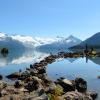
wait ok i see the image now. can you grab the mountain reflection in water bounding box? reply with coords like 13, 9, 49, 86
0, 49, 100, 67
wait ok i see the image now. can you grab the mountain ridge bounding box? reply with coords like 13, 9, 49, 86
36, 35, 82, 53
0, 33, 82, 50
70, 32, 100, 49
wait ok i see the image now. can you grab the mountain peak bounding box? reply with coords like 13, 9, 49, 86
92, 32, 100, 37
67, 35, 75, 39
70, 32, 100, 49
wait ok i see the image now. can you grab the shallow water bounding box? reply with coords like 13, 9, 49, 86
0, 50, 49, 83
47, 57, 100, 100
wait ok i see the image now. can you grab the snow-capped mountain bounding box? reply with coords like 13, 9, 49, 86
0, 33, 25, 51
0, 33, 82, 52
36, 35, 82, 53
5, 33, 62, 47
11, 35, 37, 48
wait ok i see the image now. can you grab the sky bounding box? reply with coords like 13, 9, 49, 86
0, 0, 100, 40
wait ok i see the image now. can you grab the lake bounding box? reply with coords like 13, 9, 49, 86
0, 50, 100, 99
47, 57, 100, 100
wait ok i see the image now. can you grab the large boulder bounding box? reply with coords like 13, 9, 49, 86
75, 77, 87, 92
57, 78, 75, 92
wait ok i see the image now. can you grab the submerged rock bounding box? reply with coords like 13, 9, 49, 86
97, 75, 100, 79
30, 64, 33, 69
6, 72, 21, 79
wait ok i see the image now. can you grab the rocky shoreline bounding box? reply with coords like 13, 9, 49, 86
0, 52, 99, 100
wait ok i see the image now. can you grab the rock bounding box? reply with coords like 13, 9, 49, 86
19, 71, 30, 80
48, 82, 56, 92
14, 80, 24, 88
57, 78, 75, 92
0, 92, 2, 97
37, 89, 45, 96
38, 67, 46, 74
25, 76, 42, 93
46, 82, 56, 93
61, 91, 83, 100
83, 96, 92, 100
1, 90, 8, 96
97, 75, 100, 79
38, 74, 51, 84
6, 72, 21, 79
25, 77, 33, 83
0, 82, 7, 97
30, 64, 33, 69
5, 86, 20, 94
10, 96, 14, 100
30, 69, 38, 76
32, 76, 43, 84
0, 81, 7, 90
75, 77, 87, 92
25, 81, 38, 93
87, 91, 98, 99
22, 93, 48, 100
0, 75, 3, 80
61, 91, 92, 100
19, 87, 29, 92
26, 67, 30, 71
39, 93, 48, 100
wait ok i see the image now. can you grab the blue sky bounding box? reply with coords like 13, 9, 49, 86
0, 0, 100, 40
